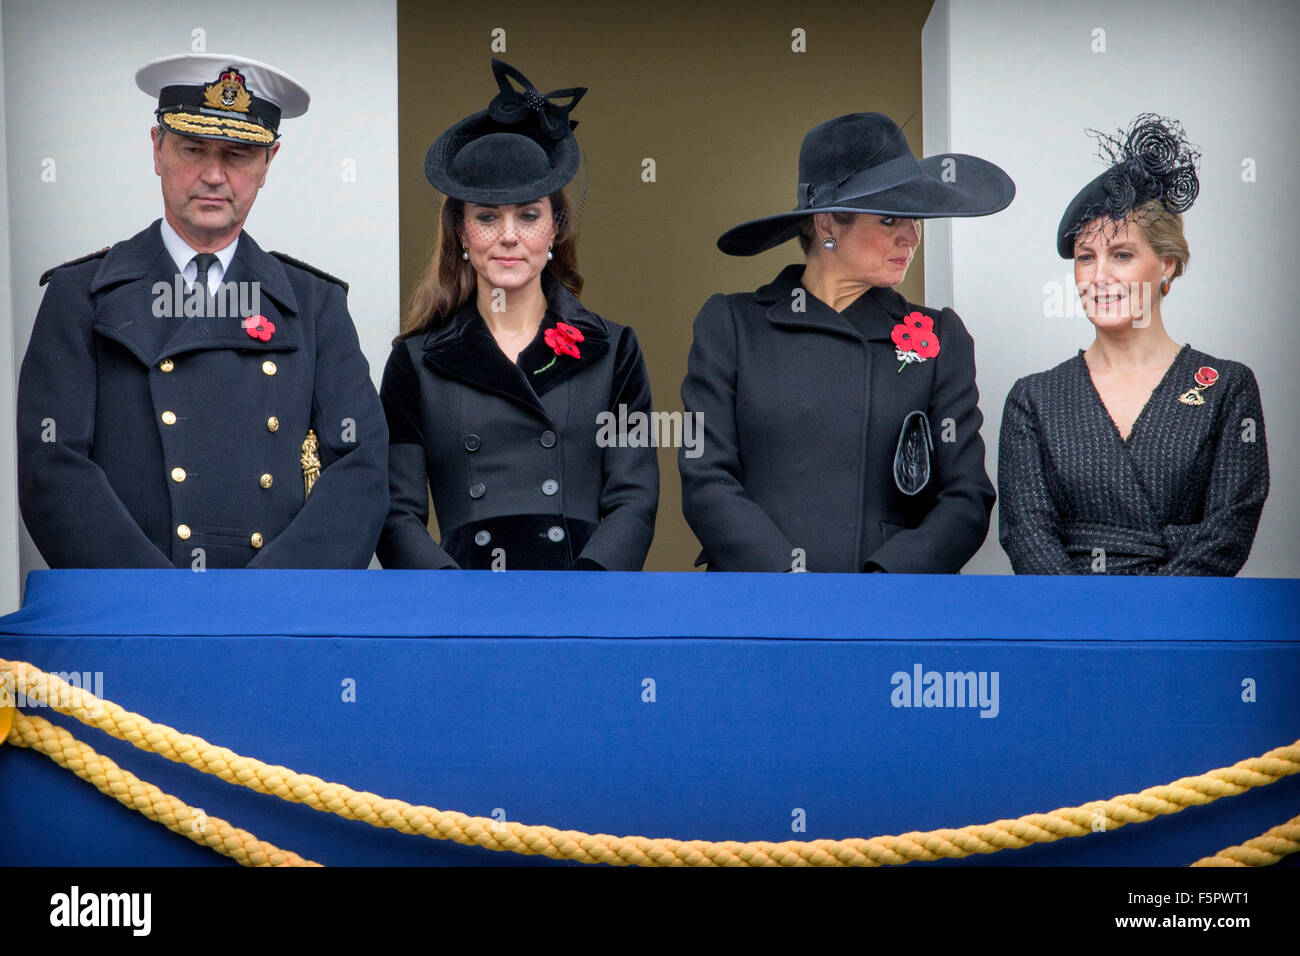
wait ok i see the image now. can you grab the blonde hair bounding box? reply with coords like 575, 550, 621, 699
1133, 199, 1190, 289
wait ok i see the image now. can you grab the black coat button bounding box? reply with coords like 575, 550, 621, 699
540, 430, 557, 447
464, 434, 481, 452
474, 530, 491, 546
541, 479, 558, 496
547, 526, 565, 542
469, 482, 485, 499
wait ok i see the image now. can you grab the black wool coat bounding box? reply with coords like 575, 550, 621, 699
998, 345, 1269, 575
376, 276, 658, 571
17, 220, 388, 569
679, 264, 995, 573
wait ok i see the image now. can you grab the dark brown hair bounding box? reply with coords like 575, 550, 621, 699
398, 190, 582, 343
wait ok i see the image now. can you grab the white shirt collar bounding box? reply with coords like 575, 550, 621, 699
159, 218, 239, 291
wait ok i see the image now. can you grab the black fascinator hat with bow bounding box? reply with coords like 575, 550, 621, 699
1057, 114, 1201, 258
424, 59, 585, 205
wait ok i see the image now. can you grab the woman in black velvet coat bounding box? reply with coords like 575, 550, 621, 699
377, 60, 657, 570
680, 113, 1015, 572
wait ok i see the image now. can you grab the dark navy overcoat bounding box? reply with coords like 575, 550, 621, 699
17, 220, 388, 568
377, 276, 658, 570
679, 264, 995, 573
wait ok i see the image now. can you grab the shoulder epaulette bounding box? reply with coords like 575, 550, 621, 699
269, 251, 349, 293
39, 247, 110, 287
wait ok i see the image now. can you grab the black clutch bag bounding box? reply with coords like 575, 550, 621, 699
893, 410, 933, 496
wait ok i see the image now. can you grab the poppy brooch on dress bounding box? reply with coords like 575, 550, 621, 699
891, 311, 940, 373
244, 315, 275, 342
535, 321, 584, 374
1178, 365, 1218, 406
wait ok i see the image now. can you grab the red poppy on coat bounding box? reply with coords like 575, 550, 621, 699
903, 310, 933, 333
244, 315, 275, 342
891, 318, 940, 359
912, 329, 940, 359
544, 321, 584, 359
1194, 366, 1219, 388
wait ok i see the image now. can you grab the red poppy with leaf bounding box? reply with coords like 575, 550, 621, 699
891, 311, 939, 373
534, 321, 585, 375
544, 321, 584, 359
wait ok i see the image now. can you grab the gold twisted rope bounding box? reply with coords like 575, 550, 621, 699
1192, 814, 1300, 867
3, 660, 1297, 867
10, 710, 316, 866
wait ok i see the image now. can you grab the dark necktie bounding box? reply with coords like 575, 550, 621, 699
190, 252, 219, 293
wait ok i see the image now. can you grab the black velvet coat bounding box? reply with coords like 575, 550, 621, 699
376, 276, 658, 570
679, 264, 995, 573
16, 220, 388, 569
998, 345, 1269, 575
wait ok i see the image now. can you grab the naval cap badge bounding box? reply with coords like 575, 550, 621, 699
203, 67, 253, 114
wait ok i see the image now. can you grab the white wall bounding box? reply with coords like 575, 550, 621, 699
924, 0, 1299, 576
1, 0, 399, 606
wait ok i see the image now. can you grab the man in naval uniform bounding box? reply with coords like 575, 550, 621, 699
16, 54, 387, 568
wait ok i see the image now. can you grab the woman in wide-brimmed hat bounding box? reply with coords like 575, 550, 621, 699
998, 114, 1268, 575
679, 112, 1014, 572
377, 59, 657, 570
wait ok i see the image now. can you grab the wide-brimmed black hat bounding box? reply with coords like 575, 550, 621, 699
424, 59, 585, 205
1056, 114, 1200, 258
717, 112, 1015, 256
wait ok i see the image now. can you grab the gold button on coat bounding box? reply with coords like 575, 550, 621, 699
259, 473, 273, 489
170, 467, 187, 483
161, 410, 177, 425
262, 360, 277, 376
176, 524, 191, 540
250, 532, 264, 549
266, 416, 279, 432
159, 359, 175, 373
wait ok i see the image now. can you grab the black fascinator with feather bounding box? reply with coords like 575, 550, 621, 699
1056, 114, 1200, 258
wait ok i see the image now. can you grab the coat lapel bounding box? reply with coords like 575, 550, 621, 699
851, 284, 916, 342
89, 222, 179, 366
519, 281, 610, 394
89, 221, 299, 365
159, 231, 300, 358
422, 276, 609, 423
758, 265, 915, 344
759, 265, 862, 342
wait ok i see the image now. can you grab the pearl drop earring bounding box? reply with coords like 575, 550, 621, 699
822, 236, 838, 252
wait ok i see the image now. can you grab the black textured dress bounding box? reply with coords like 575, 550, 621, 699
998, 344, 1269, 575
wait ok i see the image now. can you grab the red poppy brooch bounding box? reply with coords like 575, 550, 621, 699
891, 311, 939, 373
244, 314, 275, 342
1178, 365, 1218, 406
535, 321, 584, 374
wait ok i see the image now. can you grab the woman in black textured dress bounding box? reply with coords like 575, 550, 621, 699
999, 115, 1268, 575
